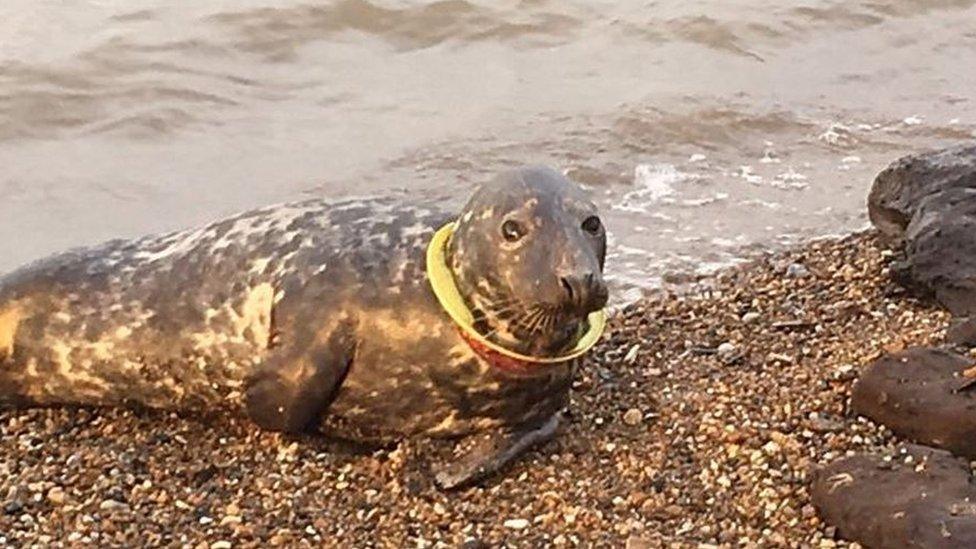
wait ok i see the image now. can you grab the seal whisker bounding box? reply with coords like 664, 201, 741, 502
509, 309, 537, 333
517, 309, 540, 334
540, 310, 557, 333
530, 316, 547, 335
485, 296, 517, 309
483, 298, 528, 321
524, 307, 550, 335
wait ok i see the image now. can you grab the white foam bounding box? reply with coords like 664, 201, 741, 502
610, 163, 689, 213
735, 165, 763, 185
771, 168, 809, 190
740, 199, 781, 209
711, 237, 738, 247
616, 245, 656, 258
817, 123, 856, 146
633, 163, 681, 200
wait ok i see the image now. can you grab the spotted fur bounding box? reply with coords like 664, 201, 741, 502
0, 166, 606, 487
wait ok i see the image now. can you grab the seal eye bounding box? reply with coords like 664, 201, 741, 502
501, 220, 525, 242
581, 216, 602, 235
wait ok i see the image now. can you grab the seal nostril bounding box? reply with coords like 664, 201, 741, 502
560, 277, 575, 303
581, 272, 607, 310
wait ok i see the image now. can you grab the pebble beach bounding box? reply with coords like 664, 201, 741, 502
4, 2, 976, 546
0, 231, 951, 547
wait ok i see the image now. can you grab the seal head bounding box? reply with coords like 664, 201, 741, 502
446, 166, 608, 357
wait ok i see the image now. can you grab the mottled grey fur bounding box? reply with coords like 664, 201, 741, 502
0, 166, 607, 488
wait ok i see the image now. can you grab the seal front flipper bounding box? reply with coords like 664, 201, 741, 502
245, 320, 358, 434
433, 412, 561, 490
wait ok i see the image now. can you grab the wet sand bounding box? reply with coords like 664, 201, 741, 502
0, 231, 949, 547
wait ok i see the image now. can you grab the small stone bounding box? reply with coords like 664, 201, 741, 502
809, 416, 843, 433
626, 536, 655, 549
786, 263, 811, 277
4, 501, 23, 515
99, 499, 129, 512
762, 440, 781, 455
801, 504, 817, 519
503, 518, 529, 530
211, 542, 232, 549
220, 515, 242, 526
663, 504, 683, 517
717, 342, 736, 356
623, 408, 643, 426
741, 312, 761, 323
47, 487, 65, 505
461, 539, 489, 549
624, 344, 640, 364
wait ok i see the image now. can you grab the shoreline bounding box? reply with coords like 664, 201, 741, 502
607, 224, 876, 312
0, 230, 949, 546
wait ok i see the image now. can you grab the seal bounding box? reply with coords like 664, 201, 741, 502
0, 165, 608, 488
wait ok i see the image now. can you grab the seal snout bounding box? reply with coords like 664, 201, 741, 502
559, 272, 608, 314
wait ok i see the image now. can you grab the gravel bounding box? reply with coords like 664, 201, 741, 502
0, 232, 950, 547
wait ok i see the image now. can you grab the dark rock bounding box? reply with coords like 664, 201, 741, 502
904, 188, 976, 315
868, 144, 976, 243
947, 317, 976, 347
812, 444, 976, 549
852, 347, 976, 458
191, 464, 219, 485
868, 145, 976, 314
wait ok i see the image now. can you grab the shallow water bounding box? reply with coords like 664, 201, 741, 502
2, 0, 975, 302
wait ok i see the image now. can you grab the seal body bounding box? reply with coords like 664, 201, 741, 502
0, 166, 606, 487
0, 197, 569, 437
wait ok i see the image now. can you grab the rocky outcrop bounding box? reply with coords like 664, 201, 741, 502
868, 144, 976, 243
852, 348, 976, 459
811, 444, 976, 549
869, 144, 976, 315
815, 147, 976, 546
